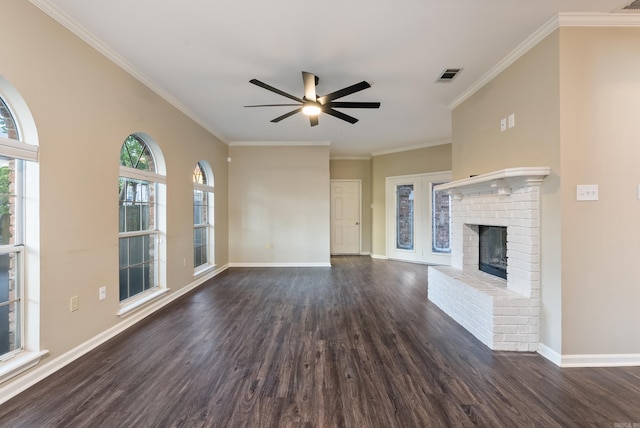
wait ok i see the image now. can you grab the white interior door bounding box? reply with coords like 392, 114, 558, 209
386, 172, 452, 264
330, 180, 361, 254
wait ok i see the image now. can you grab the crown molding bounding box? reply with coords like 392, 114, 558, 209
449, 12, 640, 111
330, 156, 372, 161
228, 141, 332, 147
29, 0, 226, 142
371, 139, 451, 157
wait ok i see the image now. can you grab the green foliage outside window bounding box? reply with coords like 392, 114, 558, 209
120, 135, 154, 171
0, 166, 10, 217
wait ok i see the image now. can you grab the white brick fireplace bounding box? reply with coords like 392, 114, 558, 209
428, 167, 550, 352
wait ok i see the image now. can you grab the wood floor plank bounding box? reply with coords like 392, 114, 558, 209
1, 256, 639, 427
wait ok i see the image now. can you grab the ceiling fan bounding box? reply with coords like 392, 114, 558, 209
245, 71, 381, 126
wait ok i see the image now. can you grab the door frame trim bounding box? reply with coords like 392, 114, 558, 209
385, 171, 452, 263
330, 179, 362, 255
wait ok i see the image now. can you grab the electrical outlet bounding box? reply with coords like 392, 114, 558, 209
500, 118, 507, 132
508, 113, 515, 128
99, 287, 106, 301
265, 243, 273, 249
70, 295, 79, 312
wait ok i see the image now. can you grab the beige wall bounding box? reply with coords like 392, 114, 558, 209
2, 1, 228, 362
452, 32, 563, 353
330, 159, 372, 254
228, 145, 330, 265
370, 145, 452, 257
453, 26, 640, 357
559, 27, 640, 354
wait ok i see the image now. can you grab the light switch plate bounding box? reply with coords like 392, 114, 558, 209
576, 184, 598, 201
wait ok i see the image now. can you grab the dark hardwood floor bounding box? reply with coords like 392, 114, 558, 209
1, 256, 639, 427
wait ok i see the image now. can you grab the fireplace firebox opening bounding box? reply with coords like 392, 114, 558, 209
478, 225, 507, 279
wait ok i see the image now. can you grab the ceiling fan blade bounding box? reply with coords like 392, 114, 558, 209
318, 81, 371, 104
250, 79, 304, 103
244, 104, 301, 107
327, 101, 381, 109
323, 108, 359, 124
302, 71, 317, 101
309, 115, 319, 127
270, 107, 302, 123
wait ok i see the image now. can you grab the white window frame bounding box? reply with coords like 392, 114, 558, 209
193, 161, 214, 276
0, 76, 47, 384
117, 134, 167, 317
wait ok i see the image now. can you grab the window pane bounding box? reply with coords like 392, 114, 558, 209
119, 179, 153, 233
194, 226, 207, 268
141, 204, 149, 230
120, 135, 155, 172
0, 252, 20, 355
129, 236, 144, 266
143, 234, 155, 263
119, 238, 128, 268
194, 190, 206, 225
0, 160, 16, 246
432, 182, 451, 254
0, 98, 19, 140
129, 266, 144, 297
119, 268, 129, 301
143, 261, 154, 292
396, 184, 414, 250
193, 163, 206, 185
118, 134, 160, 302
119, 234, 156, 301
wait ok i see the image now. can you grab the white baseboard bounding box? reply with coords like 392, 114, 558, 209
0, 263, 229, 405
560, 353, 640, 368
370, 254, 388, 260
228, 262, 331, 267
538, 343, 640, 367
537, 343, 562, 366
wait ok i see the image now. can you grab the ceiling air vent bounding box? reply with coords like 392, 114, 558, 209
622, 0, 640, 9
438, 68, 462, 82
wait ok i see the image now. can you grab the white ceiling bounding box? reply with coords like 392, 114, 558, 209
33, 0, 630, 157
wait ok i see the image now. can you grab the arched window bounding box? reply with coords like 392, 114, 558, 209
118, 134, 166, 305
0, 76, 43, 379
193, 161, 214, 272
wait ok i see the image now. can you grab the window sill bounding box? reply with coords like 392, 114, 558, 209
194, 263, 216, 278
117, 288, 170, 318
0, 350, 49, 385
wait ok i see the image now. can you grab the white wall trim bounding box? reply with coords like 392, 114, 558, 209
539, 343, 640, 368
370, 254, 388, 260
228, 262, 331, 268
449, 13, 640, 111
537, 343, 562, 366
0, 263, 229, 405
28, 0, 224, 142
559, 353, 640, 368
228, 141, 332, 147
330, 156, 371, 161
371, 139, 451, 157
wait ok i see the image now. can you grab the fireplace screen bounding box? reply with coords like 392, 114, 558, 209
478, 226, 507, 279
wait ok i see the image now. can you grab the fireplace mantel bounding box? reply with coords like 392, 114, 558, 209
434, 167, 550, 199
428, 166, 550, 352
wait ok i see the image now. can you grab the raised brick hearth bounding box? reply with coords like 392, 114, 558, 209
428, 167, 550, 352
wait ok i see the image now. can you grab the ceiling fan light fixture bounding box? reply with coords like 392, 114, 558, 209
302, 102, 321, 116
